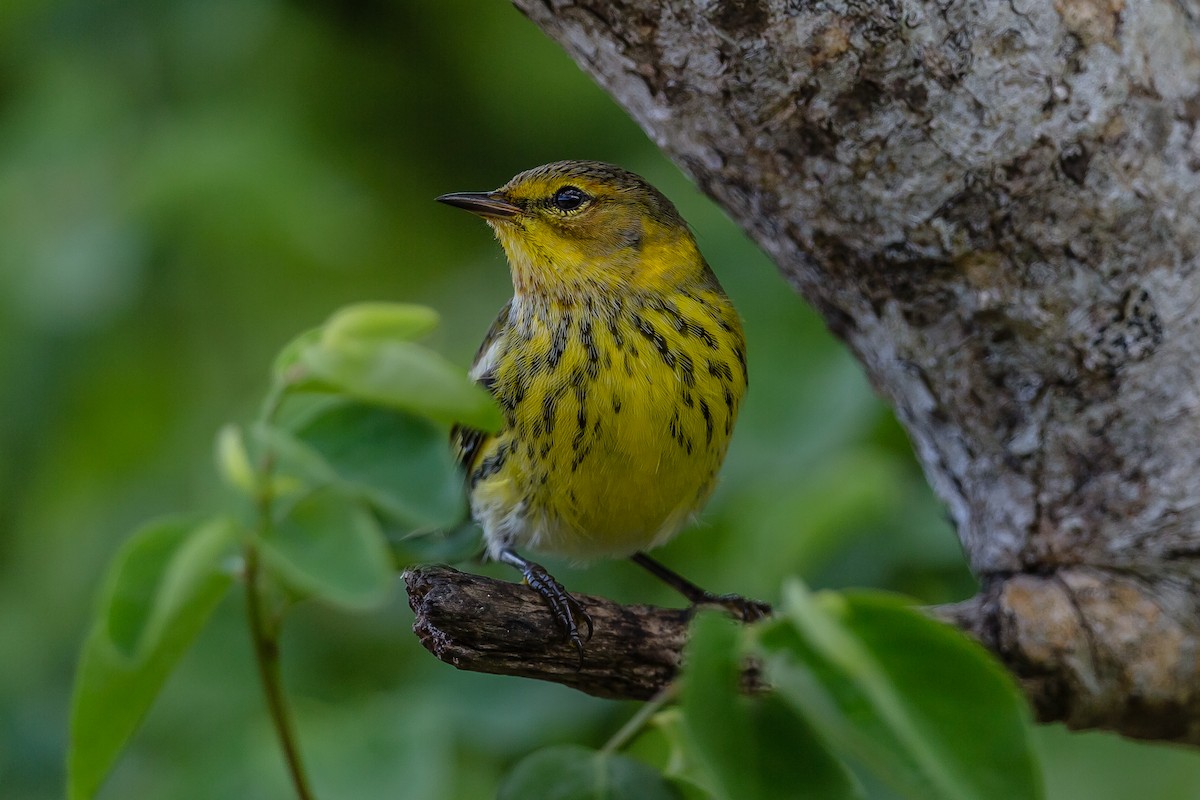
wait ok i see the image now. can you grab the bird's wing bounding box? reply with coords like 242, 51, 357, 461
451, 299, 512, 474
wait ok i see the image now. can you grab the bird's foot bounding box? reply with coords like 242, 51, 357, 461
629, 553, 770, 623
690, 592, 772, 623
518, 560, 594, 664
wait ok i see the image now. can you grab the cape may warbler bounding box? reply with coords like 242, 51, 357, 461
439, 161, 766, 655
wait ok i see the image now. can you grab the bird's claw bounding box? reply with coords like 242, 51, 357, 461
692, 592, 772, 622
522, 562, 593, 665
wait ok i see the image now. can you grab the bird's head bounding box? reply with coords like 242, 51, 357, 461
438, 161, 703, 298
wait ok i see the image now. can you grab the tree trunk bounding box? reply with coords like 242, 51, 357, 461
509, 0, 1200, 745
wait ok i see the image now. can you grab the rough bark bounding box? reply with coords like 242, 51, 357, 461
405, 565, 766, 698
485, 0, 1200, 744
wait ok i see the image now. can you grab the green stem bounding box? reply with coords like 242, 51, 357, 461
244, 375, 316, 800
244, 543, 315, 800
601, 682, 679, 755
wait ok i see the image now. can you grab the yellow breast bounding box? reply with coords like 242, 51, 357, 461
467, 284, 746, 561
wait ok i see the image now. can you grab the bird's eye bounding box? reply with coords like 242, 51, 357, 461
551, 186, 589, 212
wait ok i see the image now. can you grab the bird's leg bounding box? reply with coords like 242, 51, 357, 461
497, 549, 594, 661
631, 552, 772, 622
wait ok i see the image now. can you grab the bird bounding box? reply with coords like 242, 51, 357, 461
437, 161, 767, 657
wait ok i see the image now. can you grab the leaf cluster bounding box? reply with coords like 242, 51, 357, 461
69, 303, 497, 799
503, 589, 1041, 800
68, 303, 1042, 800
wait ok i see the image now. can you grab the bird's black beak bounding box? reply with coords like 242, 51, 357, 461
436, 191, 522, 219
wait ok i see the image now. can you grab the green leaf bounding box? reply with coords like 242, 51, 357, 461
216, 423, 304, 500
625, 709, 727, 800
214, 424, 257, 494
259, 486, 392, 610
69, 516, 239, 800
760, 582, 1042, 800
748, 694, 861, 800
250, 420, 339, 489
500, 745, 681, 800
624, 710, 686, 781
291, 401, 466, 530
680, 613, 759, 800
272, 325, 322, 381
319, 302, 440, 347
680, 613, 859, 800
299, 338, 501, 431
277, 304, 438, 388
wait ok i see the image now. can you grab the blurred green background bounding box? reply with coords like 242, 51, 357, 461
3, 2, 1199, 798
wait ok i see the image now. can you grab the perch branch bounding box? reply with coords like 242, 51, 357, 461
404, 565, 764, 699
